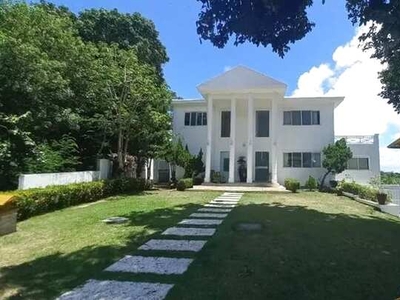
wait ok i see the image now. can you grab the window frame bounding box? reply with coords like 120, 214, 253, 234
255, 110, 270, 137
184, 112, 207, 127
347, 157, 370, 170
220, 111, 231, 138
283, 110, 321, 126
283, 152, 322, 168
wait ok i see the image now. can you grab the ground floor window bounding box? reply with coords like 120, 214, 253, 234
347, 157, 369, 170
284, 152, 321, 168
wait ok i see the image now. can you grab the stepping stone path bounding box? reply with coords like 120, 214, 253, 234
57, 192, 243, 300
162, 227, 216, 236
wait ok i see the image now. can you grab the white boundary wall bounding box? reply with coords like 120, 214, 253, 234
18, 159, 111, 190
19, 171, 100, 190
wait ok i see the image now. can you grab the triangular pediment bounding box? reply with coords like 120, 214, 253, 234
197, 66, 287, 95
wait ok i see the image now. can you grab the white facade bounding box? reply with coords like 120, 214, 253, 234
160, 66, 380, 186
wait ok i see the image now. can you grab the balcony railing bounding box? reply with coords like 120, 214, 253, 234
335, 135, 375, 144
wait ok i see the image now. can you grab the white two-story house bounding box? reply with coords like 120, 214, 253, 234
152, 66, 380, 186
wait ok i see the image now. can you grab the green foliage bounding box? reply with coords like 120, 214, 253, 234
0, 112, 35, 190
193, 175, 204, 185
211, 171, 223, 183
0, 2, 171, 188
184, 147, 205, 178
320, 139, 353, 189
338, 181, 379, 202
380, 171, 400, 185
76, 8, 168, 78
13, 178, 149, 220
284, 178, 300, 193
160, 137, 190, 182
305, 176, 318, 191
24, 135, 80, 173
176, 178, 193, 191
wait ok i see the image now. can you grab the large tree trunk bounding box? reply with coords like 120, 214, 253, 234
146, 159, 152, 180
319, 170, 331, 191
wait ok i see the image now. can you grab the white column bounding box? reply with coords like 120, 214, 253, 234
270, 99, 278, 184
247, 95, 254, 183
229, 98, 236, 183
205, 96, 213, 183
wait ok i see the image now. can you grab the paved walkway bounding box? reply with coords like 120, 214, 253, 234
57, 192, 243, 300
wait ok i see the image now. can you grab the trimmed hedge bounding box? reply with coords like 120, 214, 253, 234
12, 178, 150, 221
338, 181, 378, 202
177, 178, 194, 191
305, 176, 318, 191
284, 178, 300, 193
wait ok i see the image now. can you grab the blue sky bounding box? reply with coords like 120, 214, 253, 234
37, 0, 400, 171
46, 0, 354, 97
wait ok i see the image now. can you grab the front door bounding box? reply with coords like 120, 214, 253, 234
255, 152, 269, 182
220, 151, 230, 183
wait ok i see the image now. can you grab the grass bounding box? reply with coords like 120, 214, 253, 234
0, 190, 219, 299
1, 190, 400, 299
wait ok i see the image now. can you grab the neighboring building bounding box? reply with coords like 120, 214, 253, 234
153, 66, 380, 186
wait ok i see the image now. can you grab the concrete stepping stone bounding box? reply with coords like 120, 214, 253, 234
189, 213, 227, 218
178, 219, 223, 226
105, 256, 193, 275
209, 201, 237, 205
57, 279, 173, 300
139, 239, 207, 252
213, 199, 239, 202
198, 208, 232, 213
162, 227, 216, 236
205, 203, 235, 208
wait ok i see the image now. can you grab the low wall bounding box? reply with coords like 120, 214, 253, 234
18, 171, 100, 190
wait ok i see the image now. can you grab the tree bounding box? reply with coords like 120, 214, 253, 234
76, 8, 168, 78
160, 137, 190, 182
196, 1, 400, 115
320, 138, 353, 190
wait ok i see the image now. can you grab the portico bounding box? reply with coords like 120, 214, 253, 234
198, 66, 286, 184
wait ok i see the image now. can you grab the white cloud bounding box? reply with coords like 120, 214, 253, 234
292, 25, 400, 171
223, 65, 233, 72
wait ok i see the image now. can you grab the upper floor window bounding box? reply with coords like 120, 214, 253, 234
284, 152, 321, 168
256, 111, 270, 137
347, 157, 369, 170
283, 110, 320, 125
221, 111, 231, 137
184, 112, 207, 126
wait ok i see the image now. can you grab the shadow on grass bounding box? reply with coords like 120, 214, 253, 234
0, 201, 203, 300
2, 200, 400, 300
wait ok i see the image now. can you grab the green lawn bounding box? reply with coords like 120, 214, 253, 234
1, 190, 400, 299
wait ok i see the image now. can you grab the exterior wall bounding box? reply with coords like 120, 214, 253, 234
336, 134, 380, 185
172, 102, 207, 155
168, 98, 380, 186
277, 101, 335, 185
18, 171, 100, 190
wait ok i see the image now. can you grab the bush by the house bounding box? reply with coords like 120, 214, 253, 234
338, 181, 379, 202
305, 176, 318, 191
176, 178, 193, 191
13, 178, 150, 220
193, 175, 204, 185
284, 178, 300, 193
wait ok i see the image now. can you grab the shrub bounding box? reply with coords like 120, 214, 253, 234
12, 178, 150, 221
305, 176, 318, 191
284, 178, 300, 193
211, 171, 222, 183
176, 178, 193, 191
193, 176, 204, 185
338, 180, 379, 202
176, 180, 186, 191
